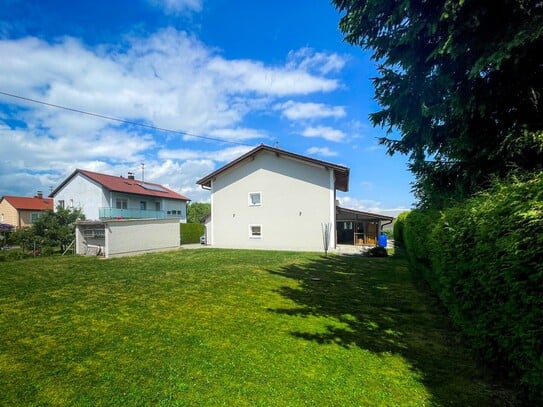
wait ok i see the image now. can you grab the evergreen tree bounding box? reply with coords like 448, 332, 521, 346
333, 0, 543, 207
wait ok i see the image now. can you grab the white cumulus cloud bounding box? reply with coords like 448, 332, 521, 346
0, 28, 348, 201
275, 100, 346, 120
306, 147, 338, 157
301, 126, 345, 142
147, 0, 202, 14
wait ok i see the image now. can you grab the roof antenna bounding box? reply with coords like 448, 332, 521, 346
141, 163, 145, 183
274, 140, 280, 149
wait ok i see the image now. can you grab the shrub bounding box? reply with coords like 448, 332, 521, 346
403, 209, 438, 272
393, 211, 410, 243
402, 173, 543, 402
365, 246, 388, 257
180, 223, 205, 244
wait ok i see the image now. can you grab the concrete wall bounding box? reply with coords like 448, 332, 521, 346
76, 218, 180, 258
211, 150, 335, 251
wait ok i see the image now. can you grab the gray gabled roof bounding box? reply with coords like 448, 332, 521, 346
196, 144, 350, 192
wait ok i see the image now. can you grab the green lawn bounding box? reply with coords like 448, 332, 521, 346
0, 249, 516, 406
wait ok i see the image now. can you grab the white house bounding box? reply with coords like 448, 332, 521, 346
196, 145, 393, 252
50, 169, 190, 222
196, 145, 343, 251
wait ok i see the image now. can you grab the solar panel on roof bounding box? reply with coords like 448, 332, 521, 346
139, 182, 168, 192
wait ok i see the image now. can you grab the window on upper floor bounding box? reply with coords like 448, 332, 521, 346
30, 212, 41, 223
116, 198, 128, 209
248, 192, 262, 206
58, 200, 65, 209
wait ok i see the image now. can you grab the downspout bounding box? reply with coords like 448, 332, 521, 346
209, 180, 214, 246
329, 169, 336, 249
380, 219, 393, 232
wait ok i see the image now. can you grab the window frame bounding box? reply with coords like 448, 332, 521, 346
249, 224, 262, 239
248, 192, 262, 207
116, 198, 128, 209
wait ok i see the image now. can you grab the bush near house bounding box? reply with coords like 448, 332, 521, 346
400, 173, 543, 403
180, 223, 205, 244
392, 211, 410, 244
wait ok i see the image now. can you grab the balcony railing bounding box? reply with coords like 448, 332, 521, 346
99, 207, 167, 219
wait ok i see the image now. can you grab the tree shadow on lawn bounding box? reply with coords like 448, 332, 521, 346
265, 254, 518, 406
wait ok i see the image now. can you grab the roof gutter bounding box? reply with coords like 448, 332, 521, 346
380, 219, 393, 231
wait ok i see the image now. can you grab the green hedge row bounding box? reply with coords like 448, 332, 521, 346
401, 173, 543, 403
180, 223, 205, 244
392, 211, 409, 243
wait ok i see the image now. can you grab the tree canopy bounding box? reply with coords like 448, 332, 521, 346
186, 202, 211, 224
12, 206, 85, 253
333, 0, 543, 207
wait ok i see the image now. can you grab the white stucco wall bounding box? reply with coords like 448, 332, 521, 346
211, 150, 334, 251
53, 173, 107, 220
76, 218, 180, 258
106, 218, 180, 257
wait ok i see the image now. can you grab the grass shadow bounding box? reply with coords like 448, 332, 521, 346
265, 254, 518, 406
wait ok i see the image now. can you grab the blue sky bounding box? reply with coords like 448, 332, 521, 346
0, 0, 414, 214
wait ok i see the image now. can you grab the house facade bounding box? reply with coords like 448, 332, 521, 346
0, 193, 54, 228
50, 169, 189, 222
196, 145, 350, 251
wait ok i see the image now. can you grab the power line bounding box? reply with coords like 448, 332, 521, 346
0, 90, 253, 147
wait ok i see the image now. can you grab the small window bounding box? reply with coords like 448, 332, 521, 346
344, 222, 353, 230
249, 224, 262, 238
83, 229, 105, 238
30, 212, 41, 223
58, 200, 65, 209
140, 201, 147, 210
155, 202, 160, 211
116, 199, 128, 209
248, 192, 262, 206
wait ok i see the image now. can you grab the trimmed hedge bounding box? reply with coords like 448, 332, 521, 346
392, 211, 410, 243
180, 223, 205, 244
401, 173, 543, 402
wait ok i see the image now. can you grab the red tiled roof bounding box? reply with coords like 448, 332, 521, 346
2, 196, 54, 211
51, 169, 189, 201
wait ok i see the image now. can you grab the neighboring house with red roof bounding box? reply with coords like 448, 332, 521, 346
50, 169, 190, 222
0, 192, 54, 228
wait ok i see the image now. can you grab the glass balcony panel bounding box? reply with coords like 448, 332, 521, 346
99, 207, 167, 219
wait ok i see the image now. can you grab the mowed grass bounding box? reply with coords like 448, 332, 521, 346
0, 249, 515, 406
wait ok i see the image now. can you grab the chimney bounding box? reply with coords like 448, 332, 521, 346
36, 191, 43, 199
127, 172, 135, 180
